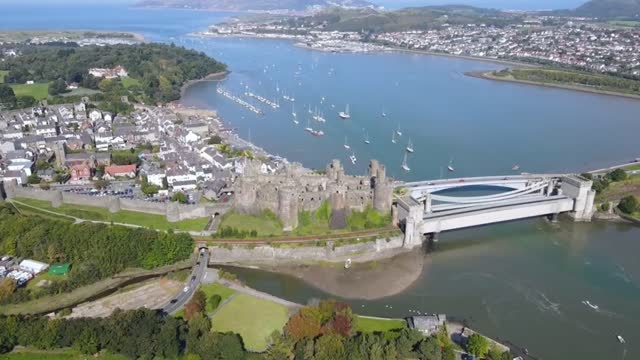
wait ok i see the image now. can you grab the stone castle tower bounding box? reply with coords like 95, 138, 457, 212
370, 160, 393, 213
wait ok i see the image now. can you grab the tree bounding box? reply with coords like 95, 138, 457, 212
27, 174, 41, 184
74, 328, 99, 355
171, 192, 188, 204
442, 346, 455, 360
0, 85, 17, 110
208, 294, 221, 311
184, 290, 206, 321
314, 333, 345, 360
93, 179, 110, 190
49, 78, 68, 96
265, 331, 294, 360
488, 344, 503, 360
16, 95, 36, 109
466, 333, 490, 358
208, 135, 222, 145
0, 279, 16, 301
618, 195, 638, 214
606, 168, 627, 182
499, 351, 513, 360
395, 328, 423, 359
418, 336, 442, 360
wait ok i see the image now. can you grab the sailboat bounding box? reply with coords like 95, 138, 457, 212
447, 159, 455, 172
512, 164, 520, 171
349, 153, 357, 164
391, 131, 396, 144
292, 104, 297, 118
343, 136, 351, 150
406, 139, 414, 153
304, 118, 313, 133
308, 104, 312, 114
381, 107, 387, 117
396, 125, 402, 137
364, 132, 370, 144
401, 153, 410, 172
339, 104, 351, 119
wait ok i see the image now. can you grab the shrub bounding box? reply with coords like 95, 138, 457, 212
606, 168, 627, 182
618, 195, 638, 214
208, 294, 222, 311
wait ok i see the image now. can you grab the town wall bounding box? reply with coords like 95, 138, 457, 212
3, 181, 230, 222
208, 236, 406, 264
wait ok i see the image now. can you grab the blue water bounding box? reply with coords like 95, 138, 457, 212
179, 35, 640, 181
4, 4, 640, 360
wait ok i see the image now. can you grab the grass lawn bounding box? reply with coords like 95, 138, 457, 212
10, 201, 74, 222
596, 175, 640, 202
355, 315, 406, 333
121, 76, 141, 88
218, 210, 283, 237
200, 282, 236, 312
0, 348, 128, 360
26, 271, 68, 293
10, 83, 50, 100
13, 197, 209, 232
623, 163, 640, 171
0, 70, 7, 84
211, 293, 290, 352
60, 87, 101, 97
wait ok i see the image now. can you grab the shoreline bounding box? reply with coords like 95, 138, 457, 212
221, 249, 427, 300
468, 70, 640, 101
179, 70, 229, 97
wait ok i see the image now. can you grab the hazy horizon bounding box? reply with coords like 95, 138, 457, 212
4, 0, 587, 10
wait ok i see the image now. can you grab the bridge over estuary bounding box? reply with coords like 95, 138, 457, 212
395, 174, 595, 248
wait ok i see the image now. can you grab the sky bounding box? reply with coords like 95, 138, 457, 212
5, 0, 587, 10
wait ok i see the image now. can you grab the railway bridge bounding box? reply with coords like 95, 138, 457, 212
396, 174, 595, 248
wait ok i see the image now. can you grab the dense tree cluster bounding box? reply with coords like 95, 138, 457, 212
498, 68, 640, 94
0, 205, 193, 304
0, 43, 226, 103
0, 308, 247, 359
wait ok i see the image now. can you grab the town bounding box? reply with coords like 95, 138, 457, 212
205, 16, 640, 76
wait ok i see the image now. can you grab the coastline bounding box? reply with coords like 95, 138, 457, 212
222, 249, 428, 300
179, 70, 229, 96
468, 70, 640, 101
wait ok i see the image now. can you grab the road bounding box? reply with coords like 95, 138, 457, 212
161, 248, 209, 315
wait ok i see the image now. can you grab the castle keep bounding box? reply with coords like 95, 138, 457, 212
234, 159, 394, 231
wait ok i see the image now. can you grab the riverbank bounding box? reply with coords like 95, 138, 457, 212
223, 248, 427, 300
468, 70, 640, 101
179, 70, 229, 96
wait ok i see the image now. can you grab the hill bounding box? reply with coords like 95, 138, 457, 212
285, 5, 520, 33
573, 0, 640, 19
136, 0, 373, 11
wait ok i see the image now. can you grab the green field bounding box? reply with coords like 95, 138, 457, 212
355, 316, 406, 333
608, 20, 640, 27
60, 87, 101, 97
200, 282, 236, 312
218, 210, 284, 237
13, 197, 209, 232
623, 163, 640, 171
211, 293, 290, 352
0, 70, 7, 84
10, 83, 50, 100
121, 76, 141, 88
0, 348, 129, 360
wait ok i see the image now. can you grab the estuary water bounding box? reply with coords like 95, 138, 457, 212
4, 4, 640, 359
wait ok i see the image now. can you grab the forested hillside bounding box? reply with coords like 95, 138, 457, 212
0, 43, 226, 103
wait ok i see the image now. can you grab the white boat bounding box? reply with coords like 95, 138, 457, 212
292, 104, 297, 118
448, 159, 455, 172
512, 164, 520, 171
339, 104, 351, 119
582, 300, 599, 310
401, 153, 410, 172
392, 131, 396, 144
304, 119, 313, 133
344, 258, 352, 269
308, 104, 312, 114
343, 137, 351, 150
350, 154, 357, 164
396, 125, 402, 137
382, 107, 387, 117
617, 335, 626, 344
364, 132, 371, 144
406, 139, 414, 153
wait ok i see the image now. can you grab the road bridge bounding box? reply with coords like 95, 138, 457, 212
396, 174, 595, 248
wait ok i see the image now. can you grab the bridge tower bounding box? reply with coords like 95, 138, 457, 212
399, 197, 425, 248
561, 175, 595, 221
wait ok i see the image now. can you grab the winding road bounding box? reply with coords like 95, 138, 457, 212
161, 248, 209, 315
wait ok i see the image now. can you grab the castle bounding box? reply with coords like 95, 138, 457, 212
234, 159, 394, 231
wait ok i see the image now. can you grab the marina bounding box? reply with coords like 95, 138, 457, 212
216, 87, 263, 114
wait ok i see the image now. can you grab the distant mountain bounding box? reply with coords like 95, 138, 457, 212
573, 0, 640, 18
136, 0, 373, 11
